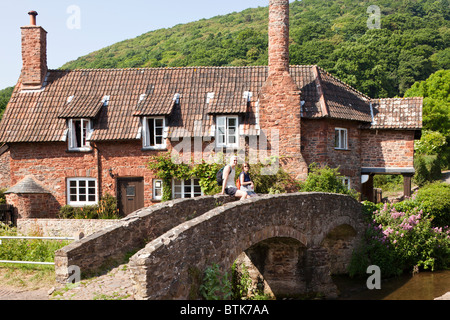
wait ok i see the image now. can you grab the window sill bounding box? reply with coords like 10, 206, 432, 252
142, 147, 168, 152
68, 202, 98, 207
66, 148, 94, 154
334, 148, 350, 151
215, 145, 240, 151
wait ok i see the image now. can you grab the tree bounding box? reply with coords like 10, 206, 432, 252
405, 70, 450, 168
0, 87, 14, 119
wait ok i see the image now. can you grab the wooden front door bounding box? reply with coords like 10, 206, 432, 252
117, 177, 144, 216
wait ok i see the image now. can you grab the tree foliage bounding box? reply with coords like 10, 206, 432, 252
60, 0, 449, 99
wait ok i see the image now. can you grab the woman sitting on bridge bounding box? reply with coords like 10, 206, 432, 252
239, 162, 258, 197
220, 156, 249, 200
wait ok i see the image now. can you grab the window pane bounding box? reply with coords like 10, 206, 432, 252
79, 195, 86, 202
155, 128, 163, 136
228, 118, 236, 127
70, 181, 77, 188
149, 119, 155, 146
335, 130, 340, 148
74, 120, 82, 148
88, 195, 96, 202
155, 119, 164, 127
126, 186, 136, 197
217, 117, 225, 127
88, 180, 95, 188
342, 130, 347, 148
82, 120, 88, 146
70, 195, 77, 202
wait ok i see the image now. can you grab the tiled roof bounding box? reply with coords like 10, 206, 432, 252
4, 175, 51, 194
58, 94, 104, 118
367, 98, 423, 129
0, 65, 422, 143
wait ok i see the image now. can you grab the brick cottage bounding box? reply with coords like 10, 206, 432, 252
0, 1, 422, 219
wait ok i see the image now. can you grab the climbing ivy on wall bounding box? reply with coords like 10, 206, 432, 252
147, 152, 297, 202
147, 152, 223, 201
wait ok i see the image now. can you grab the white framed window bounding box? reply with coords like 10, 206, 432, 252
143, 117, 167, 149
335, 128, 348, 150
153, 179, 163, 201
216, 116, 239, 148
172, 178, 203, 199
67, 178, 97, 206
68, 119, 93, 151
341, 177, 351, 190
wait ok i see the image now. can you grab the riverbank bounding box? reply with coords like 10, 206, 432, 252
334, 270, 450, 300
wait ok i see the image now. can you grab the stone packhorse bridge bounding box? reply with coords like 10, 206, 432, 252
55, 192, 365, 300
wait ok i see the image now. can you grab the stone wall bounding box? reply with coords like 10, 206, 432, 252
128, 192, 364, 300
54, 195, 236, 283
17, 218, 119, 238
0, 149, 10, 188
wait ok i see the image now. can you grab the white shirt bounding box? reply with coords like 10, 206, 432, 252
223, 165, 236, 188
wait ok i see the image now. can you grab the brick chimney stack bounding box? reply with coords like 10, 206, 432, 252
268, 0, 290, 77
259, 0, 308, 181
20, 11, 48, 90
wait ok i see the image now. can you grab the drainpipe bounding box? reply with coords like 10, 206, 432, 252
91, 143, 102, 200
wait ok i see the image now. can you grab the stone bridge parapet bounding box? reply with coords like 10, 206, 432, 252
128, 192, 365, 299
54, 195, 236, 283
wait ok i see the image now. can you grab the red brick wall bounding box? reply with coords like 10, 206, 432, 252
6, 193, 56, 219
21, 25, 47, 89
360, 130, 415, 168
301, 118, 362, 191
8, 140, 163, 216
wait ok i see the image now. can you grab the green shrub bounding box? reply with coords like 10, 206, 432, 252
248, 158, 295, 194
299, 163, 359, 199
414, 155, 430, 187
414, 154, 442, 186
57, 193, 120, 219
373, 175, 403, 192
199, 263, 232, 300
0, 223, 70, 263
350, 201, 450, 277
0, 188, 6, 204
414, 182, 450, 228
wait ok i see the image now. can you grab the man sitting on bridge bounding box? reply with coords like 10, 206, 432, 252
219, 156, 249, 201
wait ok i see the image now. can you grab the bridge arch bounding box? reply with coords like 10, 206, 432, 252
129, 192, 365, 300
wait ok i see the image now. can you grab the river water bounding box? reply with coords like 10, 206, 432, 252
333, 270, 450, 300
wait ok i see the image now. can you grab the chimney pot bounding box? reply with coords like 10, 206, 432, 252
28, 11, 38, 26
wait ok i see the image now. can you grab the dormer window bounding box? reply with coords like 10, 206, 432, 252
68, 119, 92, 151
142, 116, 167, 150
216, 115, 239, 149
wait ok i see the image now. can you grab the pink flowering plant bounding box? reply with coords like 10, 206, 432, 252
350, 201, 450, 278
